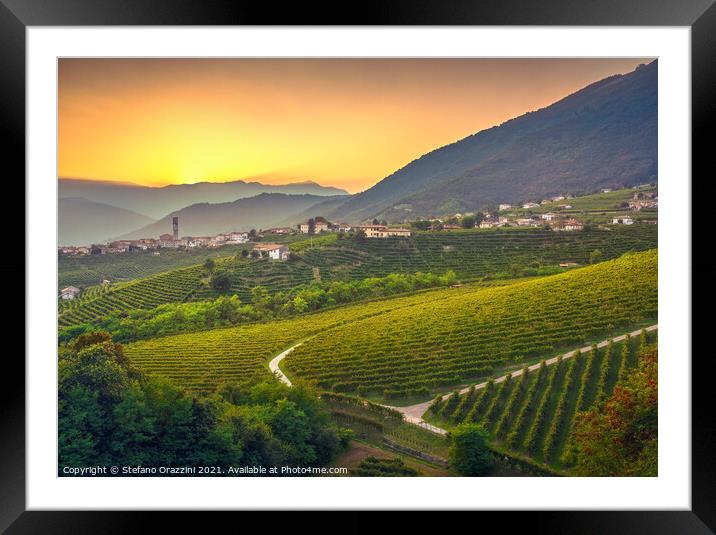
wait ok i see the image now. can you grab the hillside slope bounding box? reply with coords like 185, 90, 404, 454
59, 178, 349, 219
327, 61, 657, 222
118, 193, 347, 239
59, 197, 155, 246
59, 225, 657, 328
284, 249, 657, 397
120, 249, 656, 395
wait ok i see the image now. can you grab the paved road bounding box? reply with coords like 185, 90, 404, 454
385, 324, 659, 426
268, 324, 658, 435
268, 342, 304, 387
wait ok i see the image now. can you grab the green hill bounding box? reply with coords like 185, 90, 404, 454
283, 249, 656, 398
122, 249, 656, 396
58, 226, 657, 327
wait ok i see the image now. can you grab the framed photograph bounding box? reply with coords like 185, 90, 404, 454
3, 0, 713, 530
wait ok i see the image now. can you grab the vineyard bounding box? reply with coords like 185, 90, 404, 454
427, 330, 656, 469
58, 265, 206, 327
58, 244, 251, 288
282, 249, 657, 398
122, 249, 656, 397
299, 225, 657, 282
123, 285, 468, 393
59, 226, 657, 328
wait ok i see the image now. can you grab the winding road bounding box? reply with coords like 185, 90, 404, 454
268, 324, 658, 435
386, 324, 658, 432
268, 342, 304, 387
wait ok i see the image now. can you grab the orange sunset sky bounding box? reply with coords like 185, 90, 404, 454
59, 58, 650, 193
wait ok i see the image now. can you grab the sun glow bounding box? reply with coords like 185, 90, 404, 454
59, 58, 649, 193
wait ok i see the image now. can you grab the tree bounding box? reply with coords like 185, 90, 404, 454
250, 250, 260, 259
210, 271, 232, 292
354, 229, 367, 242
203, 258, 216, 272
589, 249, 603, 264
307, 218, 316, 235
461, 216, 475, 229
372, 218, 380, 225
240, 249, 249, 258
448, 422, 494, 476
571, 348, 657, 476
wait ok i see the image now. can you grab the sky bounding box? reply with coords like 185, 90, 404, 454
58, 58, 650, 193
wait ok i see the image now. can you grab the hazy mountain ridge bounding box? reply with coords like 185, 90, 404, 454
118, 193, 348, 239
323, 61, 657, 222
59, 197, 156, 246
59, 178, 349, 220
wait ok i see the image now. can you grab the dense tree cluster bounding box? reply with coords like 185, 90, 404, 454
448, 423, 494, 476
59, 331, 348, 474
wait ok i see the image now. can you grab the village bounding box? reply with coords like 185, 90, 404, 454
58, 186, 657, 268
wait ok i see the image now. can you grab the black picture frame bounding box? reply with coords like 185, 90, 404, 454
2, 0, 713, 531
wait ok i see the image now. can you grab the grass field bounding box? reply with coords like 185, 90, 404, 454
123, 250, 656, 399
426, 331, 656, 471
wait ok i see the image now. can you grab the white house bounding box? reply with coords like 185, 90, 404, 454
227, 231, 249, 243
498, 204, 512, 211
612, 217, 634, 225
541, 213, 556, 221
253, 243, 290, 260
60, 286, 81, 300
522, 202, 539, 209
563, 219, 584, 231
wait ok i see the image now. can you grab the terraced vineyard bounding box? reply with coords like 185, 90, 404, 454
58, 244, 251, 288
300, 226, 657, 283
283, 249, 657, 398
123, 285, 470, 393
192, 258, 316, 302
58, 265, 206, 327
427, 330, 656, 469
59, 226, 656, 328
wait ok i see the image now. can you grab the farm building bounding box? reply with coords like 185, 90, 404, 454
60, 286, 81, 300
563, 219, 584, 231
357, 225, 411, 238
498, 203, 512, 211
253, 243, 290, 260
299, 220, 329, 234
612, 217, 634, 225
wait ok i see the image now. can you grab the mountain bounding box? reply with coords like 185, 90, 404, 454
59, 197, 155, 246
119, 193, 348, 239
59, 178, 349, 220
325, 60, 657, 222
